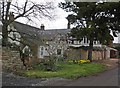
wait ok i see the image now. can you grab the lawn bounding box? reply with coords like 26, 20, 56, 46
23, 63, 106, 79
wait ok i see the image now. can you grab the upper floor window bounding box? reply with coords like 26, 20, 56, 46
83, 38, 86, 43
93, 41, 96, 44
71, 40, 74, 44
86, 38, 89, 43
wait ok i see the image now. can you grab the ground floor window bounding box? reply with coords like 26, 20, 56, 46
57, 49, 61, 55
41, 47, 44, 55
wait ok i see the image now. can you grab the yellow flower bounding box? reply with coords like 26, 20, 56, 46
68, 60, 73, 63
68, 59, 90, 64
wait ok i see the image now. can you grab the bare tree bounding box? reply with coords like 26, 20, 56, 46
1, 0, 55, 46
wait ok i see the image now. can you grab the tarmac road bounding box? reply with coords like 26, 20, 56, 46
65, 67, 119, 86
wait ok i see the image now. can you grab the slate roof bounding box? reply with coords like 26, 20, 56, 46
13, 21, 70, 44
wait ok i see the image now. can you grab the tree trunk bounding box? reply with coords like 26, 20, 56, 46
2, 23, 8, 46
88, 39, 93, 62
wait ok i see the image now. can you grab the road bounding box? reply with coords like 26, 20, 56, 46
44, 67, 119, 86
2, 67, 119, 87
65, 68, 119, 86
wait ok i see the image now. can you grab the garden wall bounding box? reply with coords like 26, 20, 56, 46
2, 47, 24, 72
66, 48, 107, 60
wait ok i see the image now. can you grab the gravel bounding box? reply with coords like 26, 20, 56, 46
2, 72, 71, 86
2, 72, 46, 86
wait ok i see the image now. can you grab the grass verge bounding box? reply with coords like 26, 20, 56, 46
23, 63, 106, 79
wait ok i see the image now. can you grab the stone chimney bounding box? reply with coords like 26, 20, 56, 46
67, 21, 70, 29
9, 12, 14, 21
40, 24, 45, 30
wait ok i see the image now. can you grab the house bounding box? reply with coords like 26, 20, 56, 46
8, 21, 118, 63
8, 21, 69, 62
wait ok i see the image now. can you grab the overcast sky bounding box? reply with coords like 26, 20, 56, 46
14, 0, 68, 29
12, 0, 118, 43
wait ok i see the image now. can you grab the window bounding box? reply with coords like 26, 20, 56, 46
94, 41, 96, 44
86, 38, 89, 43
41, 51, 43, 55
57, 49, 61, 55
41, 47, 44, 50
71, 40, 74, 44
83, 38, 86, 43
41, 47, 44, 55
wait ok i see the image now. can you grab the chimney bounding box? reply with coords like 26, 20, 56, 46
67, 21, 70, 29
40, 24, 45, 30
9, 12, 14, 21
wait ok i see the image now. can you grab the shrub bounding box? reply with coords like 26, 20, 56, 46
40, 59, 56, 71
34, 56, 59, 71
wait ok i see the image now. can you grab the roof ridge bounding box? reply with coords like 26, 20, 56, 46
14, 21, 69, 31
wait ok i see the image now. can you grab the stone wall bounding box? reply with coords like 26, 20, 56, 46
2, 47, 24, 72
92, 50, 104, 60
66, 48, 107, 60
66, 48, 81, 60
66, 48, 88, 60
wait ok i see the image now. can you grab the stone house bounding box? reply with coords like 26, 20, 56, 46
8, 21, 69, 62
8, 21, 118, 62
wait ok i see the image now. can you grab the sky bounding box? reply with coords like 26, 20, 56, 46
11, 0, 119, 43
14, 0, 69, 29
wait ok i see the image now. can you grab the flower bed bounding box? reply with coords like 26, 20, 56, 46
68, 59, 90, 64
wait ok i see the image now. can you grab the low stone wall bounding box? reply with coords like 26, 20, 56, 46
66, 48, 88, 60
66, 48, 106, 60
2, 47, 24, 72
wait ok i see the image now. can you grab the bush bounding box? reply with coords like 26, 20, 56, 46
34, 56, 59, 71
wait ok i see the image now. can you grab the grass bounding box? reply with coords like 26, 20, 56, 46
23, 63, 106, 79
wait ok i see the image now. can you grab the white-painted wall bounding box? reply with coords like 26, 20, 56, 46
69, 37, 102, 47
118, 33, 120, 43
